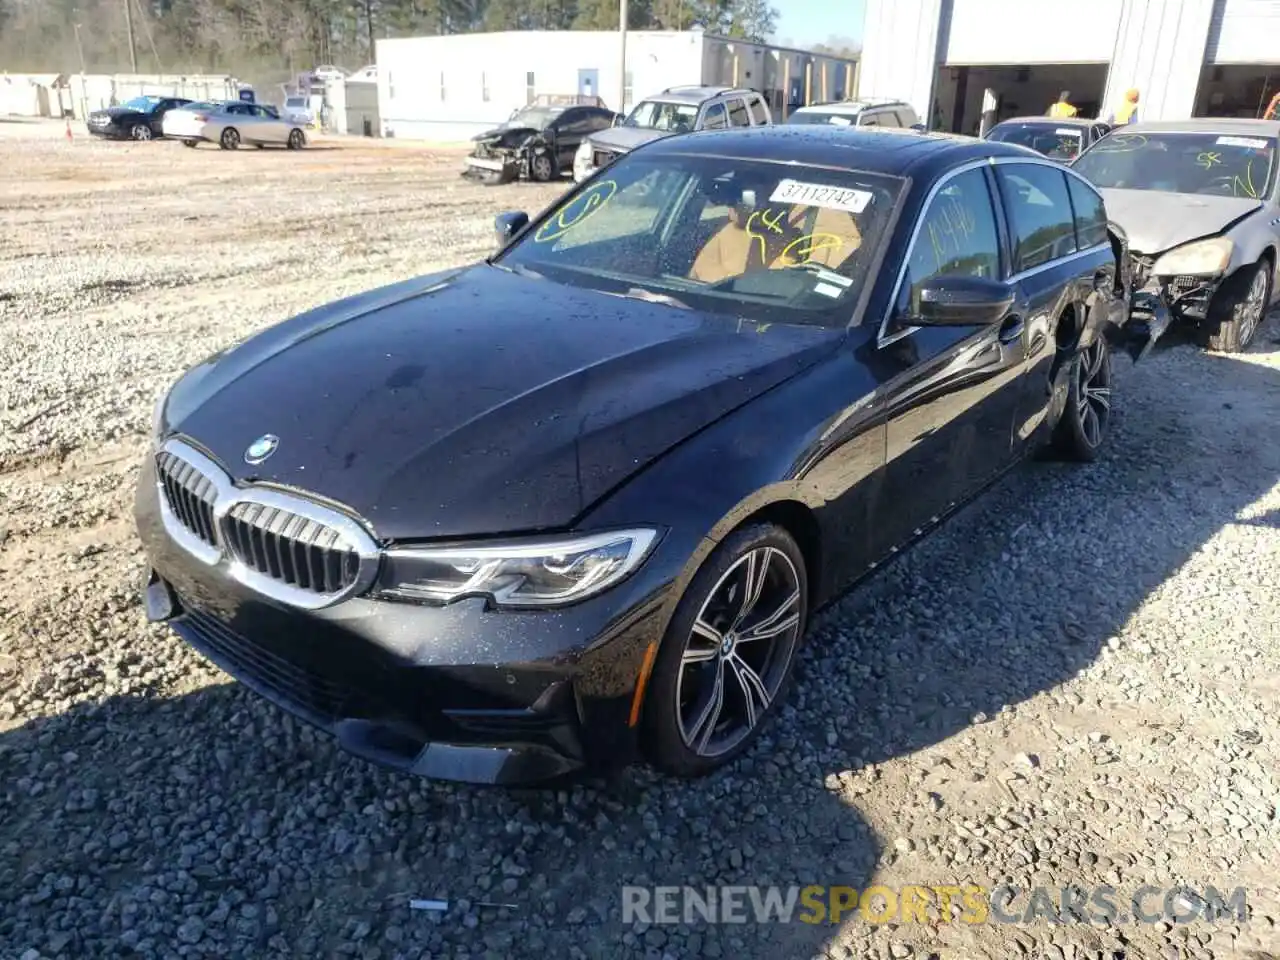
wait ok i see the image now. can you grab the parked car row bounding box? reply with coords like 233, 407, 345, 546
86, 97, 309, 150
140, 120, 1192, 787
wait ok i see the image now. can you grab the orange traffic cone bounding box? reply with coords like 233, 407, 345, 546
65, 119, 72, 141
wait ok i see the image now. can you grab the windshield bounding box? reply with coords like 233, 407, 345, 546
505, 107, 563, 130
625, 100, 699, 133
495, 153, 903, 327
122, 96, 163, 112
285, 97, 307, 108
787, 110, 860, 127
1073, 131, 1278, 199
988, 122, 1084, 159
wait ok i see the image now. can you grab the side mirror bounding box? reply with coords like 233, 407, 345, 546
494, 211, 529, 248
911, 275, 1014, 326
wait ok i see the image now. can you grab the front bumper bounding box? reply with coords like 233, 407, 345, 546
462, 154, 518, 183
134, 454, 665, 785
1132, 256, 1222, 324
86, 123, 124, 138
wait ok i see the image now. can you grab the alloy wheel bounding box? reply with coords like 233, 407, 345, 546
676, 546, 802, 758
221, 128, 239, 149
132, 124, 152, 141
532, 155, 553, 180
1076, 339, 1111, 449
1239, 267, 1269, 347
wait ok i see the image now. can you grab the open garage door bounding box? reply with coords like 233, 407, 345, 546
1195, 0, 1280, 118
933, 64, 1110, 135
932, 0, 1117, 134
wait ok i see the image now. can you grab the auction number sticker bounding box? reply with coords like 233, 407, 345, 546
1217, 136, 1269, 149
770, 179, 874, 213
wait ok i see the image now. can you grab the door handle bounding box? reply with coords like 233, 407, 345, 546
998, 316, 1025, 345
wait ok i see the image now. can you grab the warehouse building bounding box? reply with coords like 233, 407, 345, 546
858, 0, 1280, 133
374, 29, 857, 140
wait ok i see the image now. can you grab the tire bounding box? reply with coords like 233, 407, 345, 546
642, 523, 808, 778
130, 123, 153, 141
287, 129, 305, 150
1050, 335, 1112, 463
219, 127, 240, 150
1204, 258, 1271, 353
529, 151, 555, 182
182, 140, 198, 149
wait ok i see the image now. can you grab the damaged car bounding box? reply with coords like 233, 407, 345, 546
464, 100, 618, 184
1072, 119, 1279, 352
136, 126, 1162, 787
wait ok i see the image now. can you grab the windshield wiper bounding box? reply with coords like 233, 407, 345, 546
489, 262, 544, 280
616, 286, 690, 310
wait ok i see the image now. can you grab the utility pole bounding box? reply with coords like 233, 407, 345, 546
364, 0, 375, 62
618, 0, 628, 111
123, 0, 137, 72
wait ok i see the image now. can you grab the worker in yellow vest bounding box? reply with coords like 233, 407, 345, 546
1048, 91, 1079, 118
1110, 88, 1140, 125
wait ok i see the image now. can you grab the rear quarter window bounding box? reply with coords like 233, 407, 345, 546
1066, 175, 1109, 249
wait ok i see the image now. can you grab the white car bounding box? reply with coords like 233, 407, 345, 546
162, 101, 308, 150
282, 95, 315, 126
786, 98, 924, 131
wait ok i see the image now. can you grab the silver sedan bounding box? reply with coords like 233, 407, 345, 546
162, 101, 308, 151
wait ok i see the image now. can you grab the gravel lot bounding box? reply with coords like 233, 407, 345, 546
2, 117, 1279, 960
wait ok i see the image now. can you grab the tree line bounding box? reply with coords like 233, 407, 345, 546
0, 0, 780, 81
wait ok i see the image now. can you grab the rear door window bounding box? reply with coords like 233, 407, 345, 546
995, 163, 1079, 272
726, 98, 750, 127
747, 95, 769, 125
701, 102, 728, 130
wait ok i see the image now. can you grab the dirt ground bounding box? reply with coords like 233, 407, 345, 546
1, 117, 1279, 960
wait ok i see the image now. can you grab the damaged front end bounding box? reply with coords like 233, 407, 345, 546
1103, 223, 1172, 363
1130, 247, 1226, 328
463, 126, 551, 184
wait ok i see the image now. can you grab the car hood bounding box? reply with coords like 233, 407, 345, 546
473, 125, 542, 147
587, 126, 669, 154
93, 107, 147, 121
162, 266, 841, 541
1097, 188, 1261, 255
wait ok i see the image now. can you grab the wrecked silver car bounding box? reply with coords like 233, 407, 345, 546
463, 101, 618, 184
1072, 119, 1280, 352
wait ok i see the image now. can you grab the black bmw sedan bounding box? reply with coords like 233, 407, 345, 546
136, 125, 1162, 785
86, 95, 192, 141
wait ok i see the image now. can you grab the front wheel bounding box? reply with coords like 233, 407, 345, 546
1050, 336, 1112, 462
642, 524, 808, 778
219, 127, 240, 150
1205, 259, 1271, 353
529, 151, 555, 182
131, 123, 153, 141
287, 128, 305, 150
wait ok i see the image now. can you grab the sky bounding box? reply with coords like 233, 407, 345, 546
773, 0, 866, 49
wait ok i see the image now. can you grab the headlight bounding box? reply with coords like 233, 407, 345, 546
376, 528, 660, 608
1151, 237, 1234, 277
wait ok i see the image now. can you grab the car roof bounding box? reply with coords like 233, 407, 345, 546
646, 124, 1035, 178
1119, 118, 1280, 136
995, 116, 1096, 127
649, 85, 756, 105
795, 98, 909, 114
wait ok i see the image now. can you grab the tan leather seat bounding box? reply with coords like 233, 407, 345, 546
689, 203, 863, 283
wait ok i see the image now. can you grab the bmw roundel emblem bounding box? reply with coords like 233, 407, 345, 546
244, 434, 280, 465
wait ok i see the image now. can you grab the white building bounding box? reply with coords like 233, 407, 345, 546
858, 0, 1280, 133
375, 30, 858, 141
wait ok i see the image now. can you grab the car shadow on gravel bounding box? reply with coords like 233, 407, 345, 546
2, 338, 1278, 960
